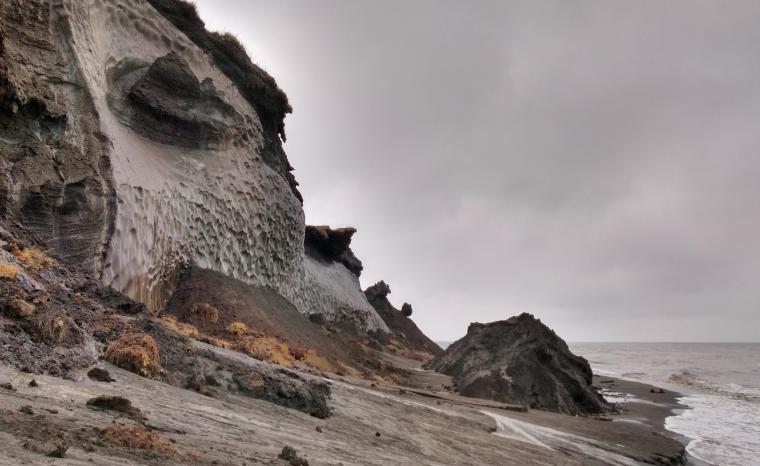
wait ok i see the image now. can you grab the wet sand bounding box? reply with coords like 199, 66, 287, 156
595, 375, 686, 435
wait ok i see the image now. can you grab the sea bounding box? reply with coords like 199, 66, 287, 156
570, 342, 760, 466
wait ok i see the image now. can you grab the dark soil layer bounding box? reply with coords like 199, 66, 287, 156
164, 266, 409, 381
143, 0, 301, 201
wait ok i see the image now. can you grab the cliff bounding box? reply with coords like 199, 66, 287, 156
425, 313, 609, 415
0, 2, 691, 464
0, 0, 386, 332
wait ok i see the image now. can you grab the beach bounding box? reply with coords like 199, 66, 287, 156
575, 342, 760, 466
0, 352, 688, 465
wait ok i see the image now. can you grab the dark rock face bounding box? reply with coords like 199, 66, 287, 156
0, 2, 115, 274
364, 281, 442, 358
108, 52, 251, 150
304, 225, 363, 276
143, 0, 301, 202
425, 313, 608, 415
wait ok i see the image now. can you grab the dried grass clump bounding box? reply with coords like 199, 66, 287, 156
105, 333, 162, 377
239, 335, 292, 367
29, 311, 81, 345
12, 245, 52, 271
289, 346, 308, 361
304, 352, 336, 373
211, 31, 248, 60
90, 315, 130, 339
204, 336, 231, 349
158, 315, 199, 339
1, 297, 35, 318
226, 321, 248, 336
101, 423, 175, 453
189, 303, 220, 323
0, 263, 19, 280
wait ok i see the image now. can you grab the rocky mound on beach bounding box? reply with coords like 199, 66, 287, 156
364, 281, 443, 360
426, 313, 609, 415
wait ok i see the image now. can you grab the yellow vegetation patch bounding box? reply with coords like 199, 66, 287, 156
205, 336, 231, 349
288, 346, 308, 361
102, 423, 176, 454
0, 263, 19, 280
105, 333, 162, 377
226, 321, 248, 336
158, 315, 199, 339
90, 315, 129, 336
29, 311, 79, 345
304, 351, 336, 373
189, 303, 220, 323
12, 245, 52, 271
238, 334, 292, 367
3, 297, 35, 318
386, 339, 433, 362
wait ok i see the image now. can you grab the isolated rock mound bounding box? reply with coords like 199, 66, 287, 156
425, 313, 608, 415
364, 281, 442, 359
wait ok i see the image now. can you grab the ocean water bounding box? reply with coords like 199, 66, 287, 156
570, 342, 760, 466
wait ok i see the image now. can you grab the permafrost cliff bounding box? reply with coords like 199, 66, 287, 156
0, 0, 387, 332
0, 2, 689, 464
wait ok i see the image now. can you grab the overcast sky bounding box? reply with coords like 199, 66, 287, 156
193, 0, 760, 342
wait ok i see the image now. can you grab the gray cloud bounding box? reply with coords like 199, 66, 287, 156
193, 0, 760, 342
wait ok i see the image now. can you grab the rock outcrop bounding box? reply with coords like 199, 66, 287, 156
109, 51, 250, 150
300, 226, 386, 331
0, 0, 116, 274
425, 313, 609, 415
364, 281, 443, 360
142, 0, 300, 201
304, 225, 363, 277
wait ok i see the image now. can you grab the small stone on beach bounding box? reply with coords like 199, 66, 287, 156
19, 405, 34, 415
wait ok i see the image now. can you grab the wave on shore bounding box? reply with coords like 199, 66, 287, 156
572, 342, 760, 466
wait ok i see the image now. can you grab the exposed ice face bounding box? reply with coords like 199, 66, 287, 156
99, 122, 304, 310
56, 0, 387, 331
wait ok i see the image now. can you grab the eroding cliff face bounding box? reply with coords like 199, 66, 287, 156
0, 0, 387, 332
0, 0, 115, 274
302, 225, 386, 331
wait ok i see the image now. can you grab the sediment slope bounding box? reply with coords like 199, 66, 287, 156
364, 281, 443, 360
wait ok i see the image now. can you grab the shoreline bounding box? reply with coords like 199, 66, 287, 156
594, 374, 706, 465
